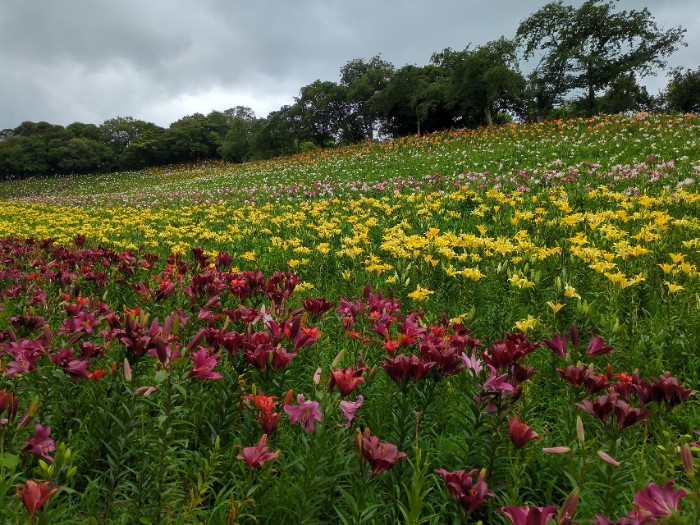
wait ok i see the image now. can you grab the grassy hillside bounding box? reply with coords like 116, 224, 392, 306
0, 113, 698, 523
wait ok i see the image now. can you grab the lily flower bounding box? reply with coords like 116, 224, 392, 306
498, 505, 558, 525
188, 348, 222, 380
586, 335, 614, 357
329, 366, 366, 397
23, 424, 56, 462
435, 467, 493, 514
360, 429, 406, 474
236, 434, 279, 470
284, 394, 322, 433
16, 480, 58, 517
339, 396, 364, 427
633, 481, 687, 519
542, 333, 567, 358
508, 416, 539, 448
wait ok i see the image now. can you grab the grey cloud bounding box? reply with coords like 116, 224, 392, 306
0, 0, 697, 130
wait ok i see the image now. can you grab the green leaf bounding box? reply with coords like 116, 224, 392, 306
154, 369, 169, 384
0, 452, 19, 470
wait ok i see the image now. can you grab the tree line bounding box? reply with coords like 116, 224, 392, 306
2, 0, 699, 179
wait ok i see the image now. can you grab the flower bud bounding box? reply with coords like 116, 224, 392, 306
597, 450, 620, 467
368, 365, 378, 382
681, 443, 694, 477
355, 427, 364, 459
543, 446, 571, 454
569, 324, 580, 347
558, 487, 579, 525
576, 416, 585, 443
331, 350, 344, 368
123, 358, 132, 382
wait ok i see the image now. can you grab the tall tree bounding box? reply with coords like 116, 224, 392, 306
377, 64, 453, 137
218, 107, 258, 163
290, 80, 350, 148
164, 114, 221, 162
340, 56, 395, 140
444, 38, 525, 127
517, 0, 686, 116
251, 107, 298, 159
665, 67, 700, 113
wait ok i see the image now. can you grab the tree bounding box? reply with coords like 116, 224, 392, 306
250, 107, 298, 159
100, 117, 165, 169
598, 73, 651, 114
164, 114, 221, 163
218, 108, 258, 163
340, 56, 395, 140
444, 38, 525, 127
4, 122, 73, 176
289, 80, 351, 148
53, 137, 112, 174
517, 0, 686, 117
665, 67, 700, 113
376, 64, 453, 137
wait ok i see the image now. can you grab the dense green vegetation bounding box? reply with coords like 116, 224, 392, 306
0, 112, 698, 523
1, 0, 696, 180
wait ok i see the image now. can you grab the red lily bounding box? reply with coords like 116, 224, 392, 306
246, 393, 280, 435
329, 366, 366, 397
16, 480, 58, 517
435, 467, 493, 514
360, 429, 406, 474
508, 416, 539, 448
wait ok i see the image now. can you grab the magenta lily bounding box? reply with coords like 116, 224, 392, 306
633, 481, 687, 519
189, 347, 222, 380
236, 434, 279, 470
284, 393, 322, 432
23, 424, 56, 462
498, 505, 558, 525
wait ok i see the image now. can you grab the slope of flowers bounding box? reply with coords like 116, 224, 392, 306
0, 113, 699, 522
0, 238, 696, 523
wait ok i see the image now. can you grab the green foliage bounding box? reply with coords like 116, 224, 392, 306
517, 0, 687, 118
666, 67, 700, 113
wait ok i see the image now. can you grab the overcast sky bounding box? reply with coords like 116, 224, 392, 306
1, 0, 697, 130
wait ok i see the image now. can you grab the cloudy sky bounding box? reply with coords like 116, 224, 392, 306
1, 0, 697, 130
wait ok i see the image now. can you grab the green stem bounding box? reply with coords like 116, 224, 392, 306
154, 372, 174, 525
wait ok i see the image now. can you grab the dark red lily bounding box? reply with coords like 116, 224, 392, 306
508, 416, 539, 448
586, 334, 614, 357
435, 467, 493, 514
382, 353, 435, 383
360, 429, 406, 474
542, 333, 567, 358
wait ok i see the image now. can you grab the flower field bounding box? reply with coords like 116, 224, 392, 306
0, 113, 699, 523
